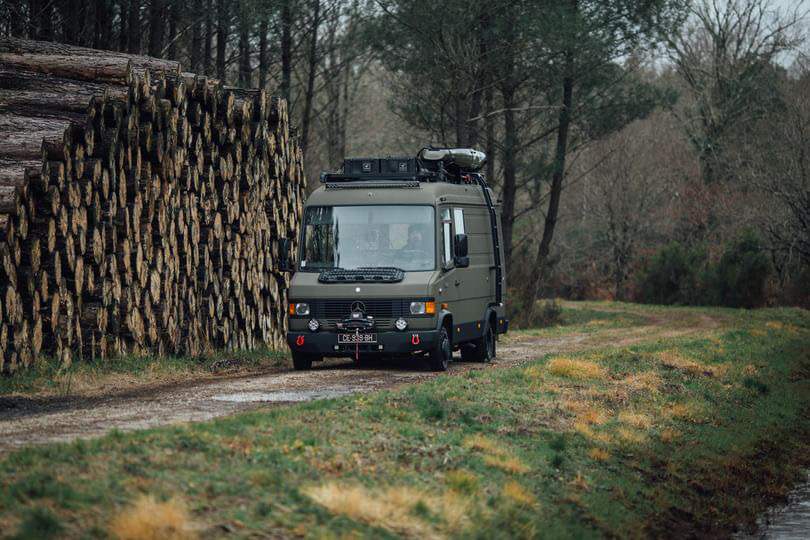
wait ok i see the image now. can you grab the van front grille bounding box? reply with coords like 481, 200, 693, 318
312, 299, 403, 319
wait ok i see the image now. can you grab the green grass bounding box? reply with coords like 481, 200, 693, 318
0, 346, 290, 398
510, 300, 649, 336
1, 303, 809, 538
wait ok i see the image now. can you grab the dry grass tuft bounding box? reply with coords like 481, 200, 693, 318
750, 328, 767, 337
656, 351, 720, 377
574, 422, 612, 443
621, 372, 663, 393
524, 365, 545, 380
547, 357, 606, 379
562, 400, 610, 425
618, 411, 652, 429
667, 403, 690, 418
616, 427, 646, 444
660, 428, 679, 443
483, 454, 531, 474
570, 471, 590, 491
445, 470, 480, 494
463, 434, 499, 454
765, 321, 785, 331
109, 495, 196, 540
665, 402, 703, 422
579, 408, 609, 425
502, 481, 536, 507
304, 482, 471, 538
589, 448, 609, 461
464, 434, 530, 474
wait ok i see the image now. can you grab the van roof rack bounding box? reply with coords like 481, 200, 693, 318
319, 148, 487, 185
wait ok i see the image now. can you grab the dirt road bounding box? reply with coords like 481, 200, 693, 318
0, 305, 724, 452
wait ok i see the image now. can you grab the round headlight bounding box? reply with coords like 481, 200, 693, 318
295, 303, 310, 316
308, 318, 320, 332
395, 318, 408, 331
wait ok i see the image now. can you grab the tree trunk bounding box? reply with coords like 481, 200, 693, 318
525, 67, 574, 318
148, 0, 165, 57
500, 84, 517, 273
238, 23, 250, 88
118, 0, 128, 51
258, 16, 268, 90
9, 1, 26, 37
190, 0, 202, 71
216, 0, 227, 82
203, 0, 213, 75
62, 0, 82, 44
94, 0, 111, 50
167, 0, 179, 60
300, 0, 321, 155
484, 85, 494, 185
127, 0, 141, 54
38, 0, 53, 40
455, 93, 468, 147
280, 0, 292, 104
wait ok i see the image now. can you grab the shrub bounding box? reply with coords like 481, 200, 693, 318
708, 231, 770, 308
637, 233, 770, 308
506, 290, 562, 328
638, 241, 709, 305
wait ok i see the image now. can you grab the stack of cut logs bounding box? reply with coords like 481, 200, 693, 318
0, 38, 304, 372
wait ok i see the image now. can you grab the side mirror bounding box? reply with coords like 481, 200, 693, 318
454, 233, 468, 257
454, 234, 469, 267
279, 237, 294, 272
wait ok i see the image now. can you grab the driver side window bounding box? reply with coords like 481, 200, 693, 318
441, 207, 453, 266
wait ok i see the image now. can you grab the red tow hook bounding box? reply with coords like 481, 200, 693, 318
295, 335, 305, 346
411, 334, 420, 346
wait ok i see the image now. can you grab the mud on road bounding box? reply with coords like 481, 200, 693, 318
0, 304, 725, 452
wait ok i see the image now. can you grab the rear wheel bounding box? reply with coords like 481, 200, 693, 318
292, 352, 317, 371
428, 326, 451, 371
461, 319, 495, 363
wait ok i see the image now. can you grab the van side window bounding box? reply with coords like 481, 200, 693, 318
453, 208, 465, 234
441, 207, 453, 265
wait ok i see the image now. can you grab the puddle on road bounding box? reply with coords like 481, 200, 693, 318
211, 388, 361, 403
738, 470, 810, 540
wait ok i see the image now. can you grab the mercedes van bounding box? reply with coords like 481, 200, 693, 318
282, 148, 508, 371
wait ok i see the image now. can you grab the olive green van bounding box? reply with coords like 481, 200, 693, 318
282, 148, 508, 371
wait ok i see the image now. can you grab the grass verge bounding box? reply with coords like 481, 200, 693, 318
0, 347, 290, 399
1, 303, 809, 538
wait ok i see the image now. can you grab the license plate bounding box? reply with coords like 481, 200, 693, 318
338, 333, 377, 344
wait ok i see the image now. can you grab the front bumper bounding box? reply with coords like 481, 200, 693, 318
287, 329, 441, 357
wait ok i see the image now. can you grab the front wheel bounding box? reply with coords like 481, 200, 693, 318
428, 326, 451, 372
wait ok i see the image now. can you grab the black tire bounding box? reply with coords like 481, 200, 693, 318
428, 326, 452, 372
461, 319, 495, 363
292, 353, 315, 371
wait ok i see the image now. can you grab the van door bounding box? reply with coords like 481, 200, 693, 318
434, 207, 458, 329
449, 206, 491, 343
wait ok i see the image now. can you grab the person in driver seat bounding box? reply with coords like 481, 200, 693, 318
403, 226, 423, 251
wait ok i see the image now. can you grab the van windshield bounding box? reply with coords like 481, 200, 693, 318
300, 205, 435, 272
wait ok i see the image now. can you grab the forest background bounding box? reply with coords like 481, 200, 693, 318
2, 0, 809, 325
